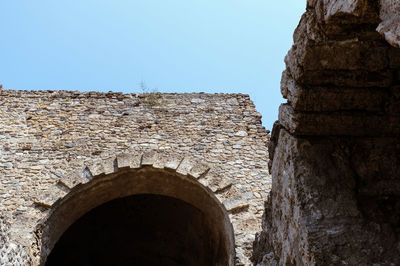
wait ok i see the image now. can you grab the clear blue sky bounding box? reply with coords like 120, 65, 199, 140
0, 1, 305, 129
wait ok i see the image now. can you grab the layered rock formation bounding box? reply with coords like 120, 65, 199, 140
254, 0, 400, 265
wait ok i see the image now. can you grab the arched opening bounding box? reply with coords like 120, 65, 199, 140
39, 166, 234, 266
46, 194, 218, 266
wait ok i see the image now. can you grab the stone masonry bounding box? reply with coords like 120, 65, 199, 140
0, 90, 270, 265
2, 1, 400, 265
254, 0, 400, 265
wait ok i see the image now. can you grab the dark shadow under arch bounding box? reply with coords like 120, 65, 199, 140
39, 166, 235, 266
46, 194, 218, 266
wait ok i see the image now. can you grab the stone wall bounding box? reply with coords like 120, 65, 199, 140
0, 90, 270, 265
254, 0, 400, 265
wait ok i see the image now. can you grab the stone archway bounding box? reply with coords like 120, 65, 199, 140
46, 194, 218, 266
34, 151, 235, 266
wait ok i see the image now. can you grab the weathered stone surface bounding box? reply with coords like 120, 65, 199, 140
116, 153, 131, 169
129, 151, 143, 169
141, 150, 158, 166
33, 191, 64, 209
255, 129, 400, 265
0, 90, 270, 265
102, 156, 116, 175
279, 103, 400, 136
59, 169, 91, 189
0, 218, 31, 266
188, 161, 210, 179
319, 0, 379, 23
254, 0, 400, 265
377, 0, 400, 48
151, 152, 169, 169
281, 70, 388, 112
302, 42, 388, 72
164, 154, 184, 170
176, 157, 195, 176
87, 159, 105, 177
223, 197, 249, 212
198, 172, 231, 193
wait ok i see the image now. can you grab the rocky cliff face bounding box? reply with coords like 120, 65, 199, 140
253, 0, 400, 265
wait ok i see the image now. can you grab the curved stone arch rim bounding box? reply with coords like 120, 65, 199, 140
33, 150, 249, 212
33, 150, 246, 265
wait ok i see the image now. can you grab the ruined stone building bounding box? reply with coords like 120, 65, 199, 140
0, 91, 269, 265
1, 0, 400, 265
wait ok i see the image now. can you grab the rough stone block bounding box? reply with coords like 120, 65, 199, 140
129, 151, 143, 169
141, 150, 157, 166
302, 43, 388, 72
102, 157, 116, 175
200, 172, 232, 193
285, 19, 392, 87
314, 0, 379, 24
323, 0, 359, 19
188, 162, 210, 179
282, 71, 387, 112
176, 157, 194, 176
223, 198, 249, 212
59, 169, 91, 189
300, 68, 392, 88
86, 160, 105, 177
164, 154, 184, 170
152, 153, 168, 169
279, 104, 400, 136
116, 153, 131, 169
117, 151, 143, 168
59, 174, 78, 189
32, 192, 61, 209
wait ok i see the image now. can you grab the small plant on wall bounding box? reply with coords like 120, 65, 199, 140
140, 81, 162, 108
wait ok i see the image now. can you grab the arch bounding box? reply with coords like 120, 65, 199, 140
34, 151, 236, 265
